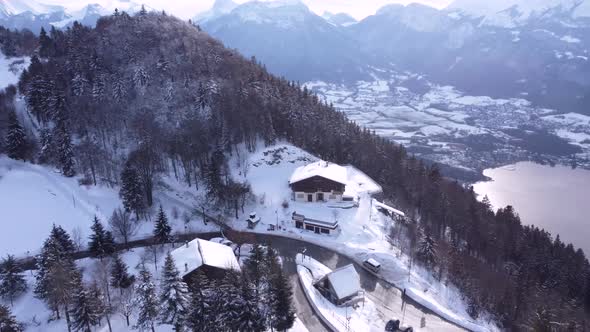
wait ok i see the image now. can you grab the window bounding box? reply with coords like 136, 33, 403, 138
297, 193, 304, 198
343, 197, 353, 202
321, 228, 330, 234
305, 225, 314, 231
296, 221, 303, 229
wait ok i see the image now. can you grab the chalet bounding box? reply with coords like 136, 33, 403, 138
289, 161, 351, 202
293, 212, 339, 235
314, 264, 361, 306
170, 238, 240, 282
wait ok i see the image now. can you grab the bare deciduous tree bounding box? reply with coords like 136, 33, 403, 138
108, 208, 138, 248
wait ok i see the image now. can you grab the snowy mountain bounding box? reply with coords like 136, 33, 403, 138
0, 0, 143, 31
447, 0, 590, 27
322, 11, 357, 27
193, 0, 238, 23
0, 0, 62, 17
196, 0, 590, 115
200, 0, 368, 82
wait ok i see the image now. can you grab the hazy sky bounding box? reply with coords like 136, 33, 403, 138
43, 0, 455, 20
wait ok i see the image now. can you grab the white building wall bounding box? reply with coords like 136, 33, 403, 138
293, 191, 343, 202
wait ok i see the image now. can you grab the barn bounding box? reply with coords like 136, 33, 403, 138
170, 238, 241, 282
289, 161, 349, 202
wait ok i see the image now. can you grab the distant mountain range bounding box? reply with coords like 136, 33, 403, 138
2, 0, 590, 115
196, 0, 590, 115
0, 0, 144, 31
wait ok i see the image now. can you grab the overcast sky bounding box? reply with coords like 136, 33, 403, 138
43, 0, 454, 20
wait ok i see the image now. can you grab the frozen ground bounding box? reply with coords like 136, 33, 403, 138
229, 143, 499, 332
296, 253, 384, 332
0, 52, 29, 90
0, 156, 218, 258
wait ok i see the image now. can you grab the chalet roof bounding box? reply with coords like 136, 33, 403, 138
318, 264, 361, 300
289, 161, 348, 185
171, 238, 240, 277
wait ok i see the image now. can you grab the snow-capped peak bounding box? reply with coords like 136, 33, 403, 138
0, 0, 63, 17
227, 0, 312, 28
194, 0, 238, 23
322, 11, 357, 27
446, 0, 590, 26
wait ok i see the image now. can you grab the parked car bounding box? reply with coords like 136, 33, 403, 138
385, 319, 413, 332
363, 258, 381, 273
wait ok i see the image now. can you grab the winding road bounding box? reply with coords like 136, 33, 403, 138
17, 226, 467, 331
251, 233, 466, 332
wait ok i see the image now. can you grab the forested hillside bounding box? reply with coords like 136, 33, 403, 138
2, 9, 590, 330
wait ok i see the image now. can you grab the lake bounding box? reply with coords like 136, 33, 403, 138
473, 162, 590, 255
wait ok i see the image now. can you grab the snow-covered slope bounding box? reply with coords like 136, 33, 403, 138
322, 11, 357, 26
0, 51, 29, 89
0, 0, 62, 17
0, 155, 219, 258
193, 0, 238, 23
447, 0, 590, 26
0, 0, 144, 30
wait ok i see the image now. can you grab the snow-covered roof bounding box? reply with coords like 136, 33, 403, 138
365, 258, 381, 268
171, 238, 240, 277
373, 199, 406, 217
171, 239, 203, 277
198, 238, 241, 271
289, 161, 348, 185
325, 264, 360, 300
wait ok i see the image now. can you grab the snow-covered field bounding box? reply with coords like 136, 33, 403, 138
0, 156, 218, 258
229, 143, 499, 332
0, 52, 29, 89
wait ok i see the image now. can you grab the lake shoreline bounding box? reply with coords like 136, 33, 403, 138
473, 161, 590, 255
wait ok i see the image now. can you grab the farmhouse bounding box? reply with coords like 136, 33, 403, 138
289, 161, 350, 202
293, 212, 339, 235
170, 238, 240, 281
314, 264, 361, 306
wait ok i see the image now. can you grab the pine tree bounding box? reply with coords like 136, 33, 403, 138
245, 244, 265, 297
34, 225, 77, 322
268, 269, 295, 331
530, 307, 553, 332
158, 253, 190, 331
119, 162, 144, 219
153, 206, 172, 245
416, 231, 437, 268
0, 255, 27, 306
237, 276, 266, 332
110, 255, 135, 294
54, 115, 75, 177
5, 110, 27, 161
0, 304, 23, 332
88, 216, 116, 259
34, 225, 75, 299
217, 271, 242, 331
186, 271, 215, 332
70, 282, 101, 332
134, 267, 158, 332
38, 27, 53, 58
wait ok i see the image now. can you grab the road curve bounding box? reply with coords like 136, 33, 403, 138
249, 233, 466, 332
